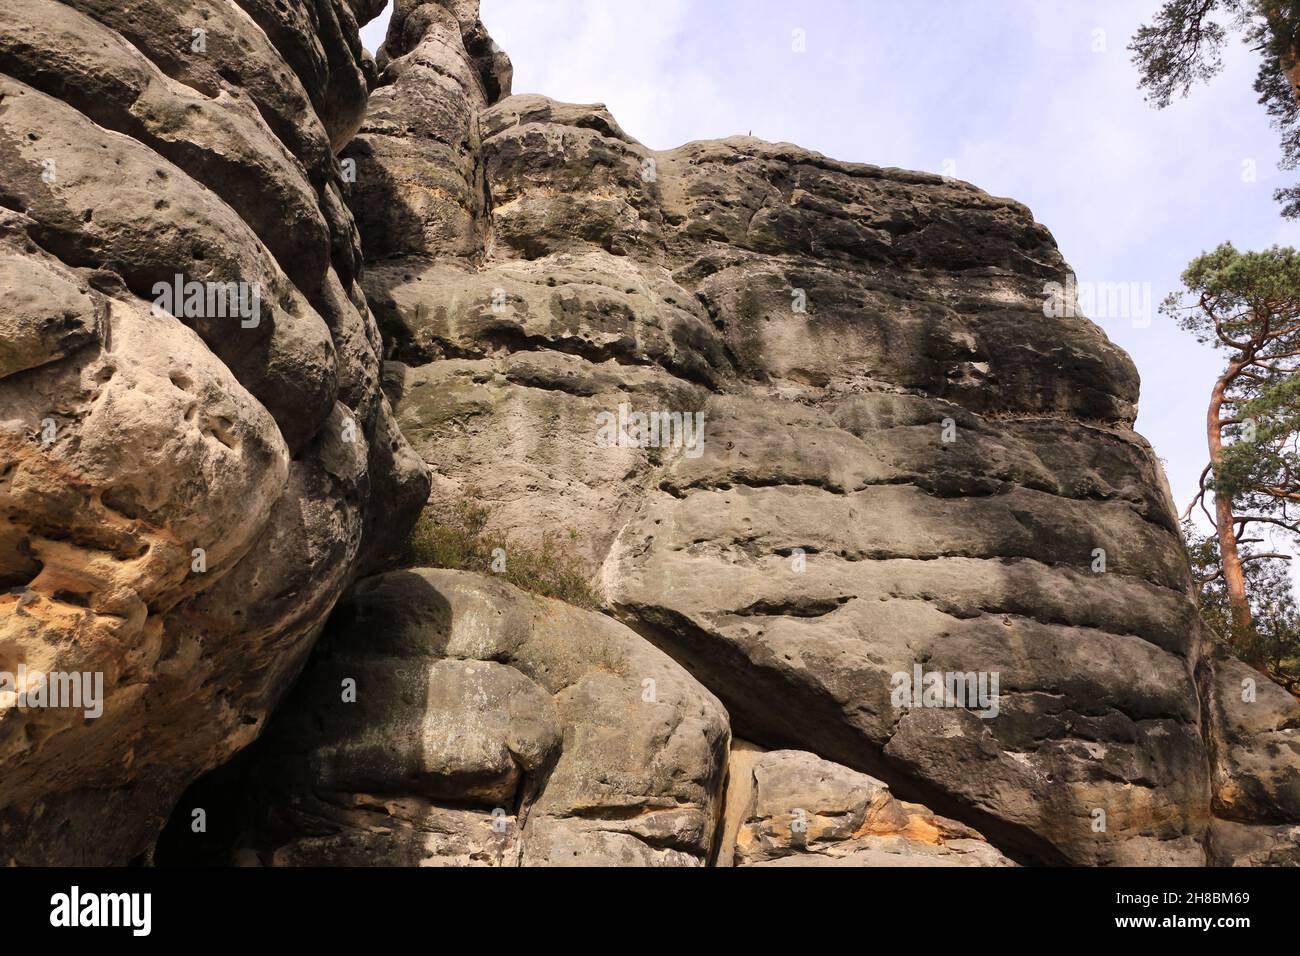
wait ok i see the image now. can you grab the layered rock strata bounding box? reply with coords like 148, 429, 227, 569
352, 0, 1216, 865
5, 0, 1298, 869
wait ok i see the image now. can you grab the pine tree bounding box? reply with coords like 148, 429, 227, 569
1185, 521, 1300, 689
1132, 1, 1300, 216
1165, 243, 1300, 657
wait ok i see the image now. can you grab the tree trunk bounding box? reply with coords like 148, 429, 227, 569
1208, 368, 1255, 649
1264, 2, 1300, 108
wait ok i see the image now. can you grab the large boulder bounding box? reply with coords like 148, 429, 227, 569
232, 569, 731, 866
1207, 819, 1300, 867
230, 569, 1010, 867
355, 2, 1213, 864
0, 0, 428, 863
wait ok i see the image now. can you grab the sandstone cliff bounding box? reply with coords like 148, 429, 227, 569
329, 0, 1212, 865
0, 0, 429, 863
1, 0, 1296, 868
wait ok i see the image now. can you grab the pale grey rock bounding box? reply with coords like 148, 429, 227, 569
0, 253, 101, 379
355, 2, 1212, 865
239, 569, 731, 866
1207, 819, 1300, 867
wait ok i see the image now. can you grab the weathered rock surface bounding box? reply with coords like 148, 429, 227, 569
717, 743, 1013, 867
1202, 656, 1300, 863
5, 0, 1298, 869
0, 0, 428, 863
354, 1, 1221, 865
232, 569, 730, 866
1207, 819, 1300, 866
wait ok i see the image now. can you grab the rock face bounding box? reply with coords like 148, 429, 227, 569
229, 570, 1013, 867
0, 0, 428, 863
4, 0, 1298, 868
1203, 656, 1300, 864
352, 1, 1222, 865
1208, 658, 1300, 822
235, 569, 730, 866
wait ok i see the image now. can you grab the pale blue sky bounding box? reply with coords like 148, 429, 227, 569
362, 2, 1300, 559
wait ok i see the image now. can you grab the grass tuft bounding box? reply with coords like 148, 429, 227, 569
397, 491, 601, 610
